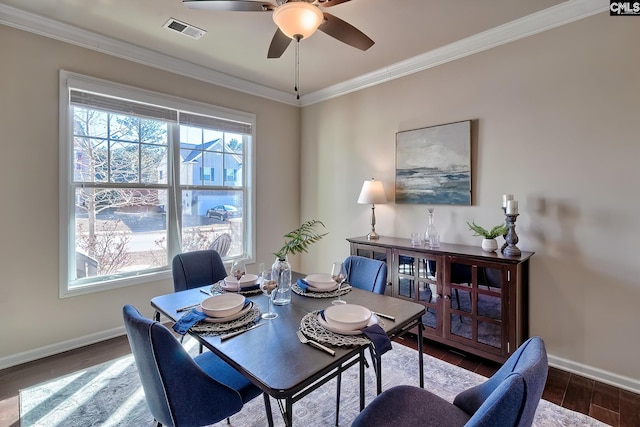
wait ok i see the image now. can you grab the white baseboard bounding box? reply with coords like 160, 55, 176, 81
0, 326, 126, 371
548, 354, 640, 394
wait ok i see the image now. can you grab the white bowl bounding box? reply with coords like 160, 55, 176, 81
223, 273, 259, 289
200, 293, 246, 318
305, 273, 336, 290
323, 304, 372, 331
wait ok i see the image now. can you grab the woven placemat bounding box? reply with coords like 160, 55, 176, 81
292, 283, 352, 299
190, 306, 261, 336
299, 311, 385, 348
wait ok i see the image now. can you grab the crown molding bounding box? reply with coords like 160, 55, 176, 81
0, 1, 608, 108
300, 0, 609, 106
0, 3, 298, 106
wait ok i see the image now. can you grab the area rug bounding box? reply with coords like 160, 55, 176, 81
20, 339, 606, 427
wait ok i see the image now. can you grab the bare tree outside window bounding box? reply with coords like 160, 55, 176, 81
73, 107, 169, 277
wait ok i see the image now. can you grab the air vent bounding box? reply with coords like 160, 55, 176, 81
163, 18, 206, 40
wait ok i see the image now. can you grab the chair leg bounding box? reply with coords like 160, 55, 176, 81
263, 393, 275, 427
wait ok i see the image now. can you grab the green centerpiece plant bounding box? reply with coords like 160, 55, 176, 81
272, 220, 327, 305
274, 219, 328, 260
467, 220, 508, 252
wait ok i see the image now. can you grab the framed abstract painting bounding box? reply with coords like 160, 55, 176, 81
395, 120, 471, 205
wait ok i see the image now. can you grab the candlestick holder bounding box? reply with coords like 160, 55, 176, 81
503, 213, 521, 257
500, 207, 508, 253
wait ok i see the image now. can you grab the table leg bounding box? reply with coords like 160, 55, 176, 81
335, 370, 341, 426
375, 349, 382, 395
286, 398, 293, 427
418, 320, 424, 388
359, 348, 365, 410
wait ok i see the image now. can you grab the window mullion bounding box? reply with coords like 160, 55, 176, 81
167, 122, 182, 261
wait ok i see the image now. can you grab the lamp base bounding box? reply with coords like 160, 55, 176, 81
366, 231, 380, 240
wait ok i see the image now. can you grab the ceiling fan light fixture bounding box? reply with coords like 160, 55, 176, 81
272, 2, 324, 40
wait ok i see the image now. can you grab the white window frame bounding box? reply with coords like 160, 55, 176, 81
59, 70, 256, 297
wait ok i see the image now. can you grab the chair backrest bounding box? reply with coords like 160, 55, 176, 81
344, 255, 387, 294
453, 336, 548, 427
209, 233, 232, 257
122, 305, 243, 427
172, 249, 227, 292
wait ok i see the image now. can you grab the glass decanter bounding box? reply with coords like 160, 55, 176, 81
425, 208, 440, 248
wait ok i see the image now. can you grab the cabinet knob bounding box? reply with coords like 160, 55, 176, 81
437, 294, 443, 300
444, 295, 450, 300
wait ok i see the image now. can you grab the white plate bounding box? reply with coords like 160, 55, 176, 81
224, 274, 259, 289
221, 280, 260, 291
200, 293, 246, 317
317, 313, 378, 335
305, 273, 336, 289
305, 284, 338, 293
197, 301, 253, 323
324, 304, 372, 330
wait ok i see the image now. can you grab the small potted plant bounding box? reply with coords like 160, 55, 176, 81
467, 221, 508, 252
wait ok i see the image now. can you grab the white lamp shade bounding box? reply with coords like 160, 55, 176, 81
357, 179, 387, 205
272, 2, 324, 39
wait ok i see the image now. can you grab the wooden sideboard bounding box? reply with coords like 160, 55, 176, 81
347, 236, 534, 363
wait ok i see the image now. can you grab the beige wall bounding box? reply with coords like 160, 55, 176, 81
301, 13, 640, 389
0, 25, 300, 363
2, 11, 639, 392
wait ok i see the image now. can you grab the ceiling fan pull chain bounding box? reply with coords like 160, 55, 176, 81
295, 36, 300, 100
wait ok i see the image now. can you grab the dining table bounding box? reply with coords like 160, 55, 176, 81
150, 272, 426, 427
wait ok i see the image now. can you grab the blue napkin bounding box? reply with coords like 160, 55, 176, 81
297, 278, 309, 292
362, 324, 392, 356
172, 308, 208, 335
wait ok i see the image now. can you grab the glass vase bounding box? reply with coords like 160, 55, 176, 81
271, 257, 292, 305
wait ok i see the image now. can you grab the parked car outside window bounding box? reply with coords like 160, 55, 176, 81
206, 205, 241, 220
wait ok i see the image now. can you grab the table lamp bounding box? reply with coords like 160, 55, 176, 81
357, 178, 387, 240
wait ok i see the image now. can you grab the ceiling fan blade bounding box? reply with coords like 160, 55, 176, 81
318, 12, 374, 51
182, 0, 275, 12
267, 28, 292, 58
318, 0, 353, 7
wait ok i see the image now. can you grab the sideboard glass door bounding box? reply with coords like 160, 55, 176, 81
444, 256, 506, 357
394, 250, 441, 338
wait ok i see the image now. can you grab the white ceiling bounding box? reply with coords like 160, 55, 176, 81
0, 0, 607, 105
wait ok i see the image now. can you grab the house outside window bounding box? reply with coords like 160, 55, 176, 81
59, 71, 255, 297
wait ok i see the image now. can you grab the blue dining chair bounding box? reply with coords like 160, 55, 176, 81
172, 249, 228, 292
351, 336, 548, 427
155, 250, 229, 353
123, 304, 274, 427
344, 255, 388, 295
336, 255, 388, 425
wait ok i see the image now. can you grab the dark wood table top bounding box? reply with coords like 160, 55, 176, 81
151, 276, 425, 400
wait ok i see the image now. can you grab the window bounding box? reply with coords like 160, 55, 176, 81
59, 71, 255, 297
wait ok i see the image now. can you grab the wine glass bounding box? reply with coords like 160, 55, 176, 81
230, 258, 246, 294
260, 270, 278, 319
331, 261, 347, 305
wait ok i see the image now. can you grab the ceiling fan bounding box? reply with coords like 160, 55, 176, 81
182, 0, 374, 59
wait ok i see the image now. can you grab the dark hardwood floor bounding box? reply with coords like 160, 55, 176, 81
1, 334, 638, 427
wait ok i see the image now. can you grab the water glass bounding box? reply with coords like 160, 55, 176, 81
260, 270, 278, 319
410, 232, 422, 246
